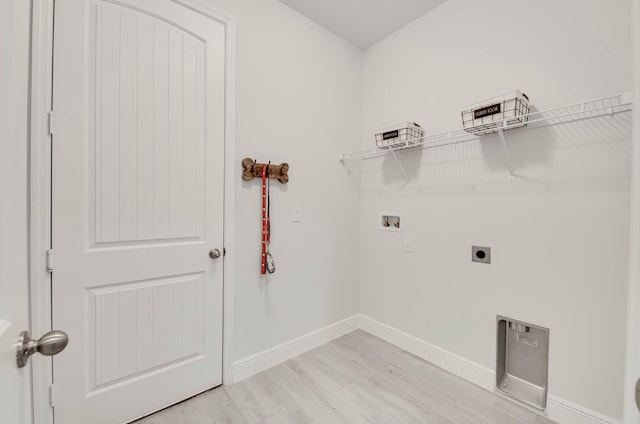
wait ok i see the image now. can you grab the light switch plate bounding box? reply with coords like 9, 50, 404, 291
292, 206, 301, 222
403, 237, 412, 253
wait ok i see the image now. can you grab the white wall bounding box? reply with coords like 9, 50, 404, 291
202, 0, 363, 361
0, 0, 33, 422
359, 0, 633, 420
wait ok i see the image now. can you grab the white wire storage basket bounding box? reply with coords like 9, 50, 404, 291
375, 122, 423, 150
461, 91, 530, 135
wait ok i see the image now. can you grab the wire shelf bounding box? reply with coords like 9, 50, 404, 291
338, 92, 633, 163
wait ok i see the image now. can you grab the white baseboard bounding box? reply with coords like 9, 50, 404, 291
358, 314, 622, 424
546, 396, 622, 424
232, 314, 621, 424
232, 315, 360, 382
358, 314, 495, 391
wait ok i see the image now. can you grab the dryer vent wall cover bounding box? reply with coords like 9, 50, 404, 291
496, 316, 549, 410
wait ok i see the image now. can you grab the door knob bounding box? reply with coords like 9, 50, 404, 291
17, 330, 69, 368
209, 248, 222, 259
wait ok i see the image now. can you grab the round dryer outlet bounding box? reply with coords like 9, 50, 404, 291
472, 246, 491, 264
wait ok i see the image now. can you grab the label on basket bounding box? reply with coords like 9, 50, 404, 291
474, 103, 502, 119
382, 130, 399, 140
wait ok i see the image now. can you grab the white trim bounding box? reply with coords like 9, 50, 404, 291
29, 1, 55, 424
358, 314, 621, 424
232, 316, 361, 382
547, 396, 622, 424
358, 315, 494, 390
222, 8, 237, 388
171, 0, 234, 25
169, 0, 238, 388
624, 2, 640, 422
29, 4, 237, 424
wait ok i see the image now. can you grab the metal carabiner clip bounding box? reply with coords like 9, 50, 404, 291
265, 251, 276, 274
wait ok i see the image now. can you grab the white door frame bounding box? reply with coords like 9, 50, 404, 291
28, 1, 236, 423
625, 1, 640, 422
29, 1, 55, 422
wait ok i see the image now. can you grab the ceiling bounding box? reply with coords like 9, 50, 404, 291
278, 0, 447, 50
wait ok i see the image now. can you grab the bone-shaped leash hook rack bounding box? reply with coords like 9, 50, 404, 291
242, 158, 289, 184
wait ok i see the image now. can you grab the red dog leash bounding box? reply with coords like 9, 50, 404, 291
261, 163, 275, 275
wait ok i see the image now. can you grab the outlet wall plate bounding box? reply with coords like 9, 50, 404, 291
472, 246, 491, 264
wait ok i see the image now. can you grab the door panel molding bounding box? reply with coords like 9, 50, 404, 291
29, 1, 236, 423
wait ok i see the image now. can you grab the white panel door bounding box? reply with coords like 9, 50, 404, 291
51, 0, 225, 422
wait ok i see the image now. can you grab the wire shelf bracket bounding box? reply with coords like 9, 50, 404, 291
497, 128, 515, 181
339, 92, 633, 182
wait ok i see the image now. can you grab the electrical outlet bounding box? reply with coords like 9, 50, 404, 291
403, 237, 412, 253
472, 246, 491, 264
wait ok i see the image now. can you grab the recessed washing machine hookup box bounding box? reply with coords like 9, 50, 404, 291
496, 316, 549, 410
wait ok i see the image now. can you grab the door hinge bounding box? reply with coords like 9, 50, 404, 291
46, 249, 54, 272
49, 384, 55, 408
47, 111, 54, 135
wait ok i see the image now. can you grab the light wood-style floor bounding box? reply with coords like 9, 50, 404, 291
133, 330, 557, 424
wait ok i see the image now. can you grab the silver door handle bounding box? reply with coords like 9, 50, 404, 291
209, 248, 222, 259
17, 330, 69, 368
